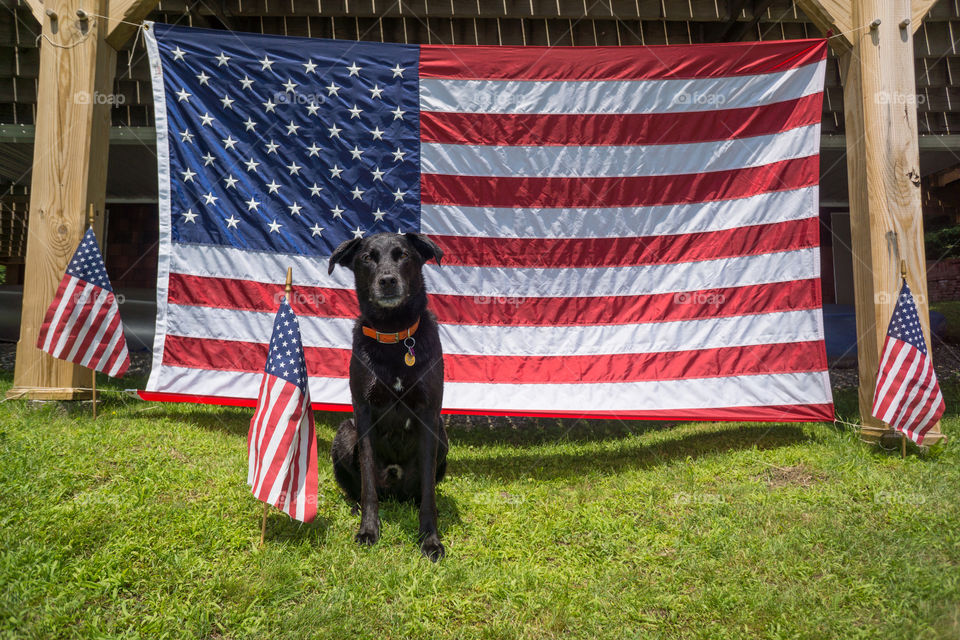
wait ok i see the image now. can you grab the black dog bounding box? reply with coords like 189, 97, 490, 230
328, 232, 448, 561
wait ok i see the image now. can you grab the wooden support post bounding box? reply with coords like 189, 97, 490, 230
10, 0, 159, 401
8, 0, 116, 400
798, 0, 945, 445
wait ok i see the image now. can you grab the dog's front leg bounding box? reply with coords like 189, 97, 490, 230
354, 403, 380, 546
417, 411, 444, 561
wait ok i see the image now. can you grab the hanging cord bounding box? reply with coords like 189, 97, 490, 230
36, 31, 91, 49
34, 11, 146, 49
826, 20, 884, 43
75, 11, 147, 29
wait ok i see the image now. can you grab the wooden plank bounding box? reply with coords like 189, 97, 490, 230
841, 0, 943, 442
9, 0, 115, 400
795, 0, 852, 52
912, 0, 941, 32
21, 0, 44, 25
105, 0, 160, 49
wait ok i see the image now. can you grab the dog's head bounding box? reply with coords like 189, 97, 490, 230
328, 233, 443, 311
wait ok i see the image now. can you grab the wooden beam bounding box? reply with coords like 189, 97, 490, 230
930, 163, 960, 188
795, 0, 853, 53
104, 0, 160, 50
22, 0, 46, 25
911, 0, 940, 33
841, 0, 944, 444
8, 0, 116, 400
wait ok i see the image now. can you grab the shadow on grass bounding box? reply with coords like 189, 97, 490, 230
448, 423, 813, 482
262, 511, 334, 546
446, 415, 680, 448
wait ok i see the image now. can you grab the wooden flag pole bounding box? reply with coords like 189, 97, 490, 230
260, 266, 294, 547
900, 259, 908, 459
89, 204, 97, 420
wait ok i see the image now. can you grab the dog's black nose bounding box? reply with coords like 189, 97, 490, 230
378, 275, 398, 288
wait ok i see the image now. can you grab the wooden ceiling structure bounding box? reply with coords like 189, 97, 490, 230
0, 0, 951, 443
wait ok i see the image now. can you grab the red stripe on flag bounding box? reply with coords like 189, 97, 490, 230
420, 95, 823, 146
79, 305, 117, 369
167, 273, 821, 327
168, 272, 359, 318
73, 296, 112, 365
36, 277, 74, 350
873, 340, 910, 420
431, 218, 818, 268
255, 384, 301, 506
162, 335, 826, 384
44, 281, 88, 355
419, 39, 827, 80
421, 156, 820, 208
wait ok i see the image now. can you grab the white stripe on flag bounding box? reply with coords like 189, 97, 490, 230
420, 124, 819, 178
248, 376, 272, 486
263, 389, 305, 506
66, 289, 109, 363
879, 348, 921, 424
255, 386, 300, 498
95, 321, 124, 374
419, 61, 826, 114
78, 295, 116, 368
419, 186, 819, 239
252, 376, 285, 491
42, 277, 80, 352
147, 364, 831, 413
167, 305, 825, 357
895, 360, 936, 437
168, 245, 820, 298
872, 338, 898, 415
51, 282, 95, 358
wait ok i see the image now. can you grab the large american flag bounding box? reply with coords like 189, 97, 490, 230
247, 296, 318, 522
37, 228, 130, 378
142, 22, 834, 421
871, 280, 945, 445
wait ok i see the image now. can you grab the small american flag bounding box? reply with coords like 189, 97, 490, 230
142, 22, 833, 421
247, 295, 318, 522
871, 280, 946, 445
36, 228, 130, 377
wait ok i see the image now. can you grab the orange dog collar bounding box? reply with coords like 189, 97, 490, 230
361, 317, 420, 344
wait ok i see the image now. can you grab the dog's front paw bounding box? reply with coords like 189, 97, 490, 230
355, 524, 380, 546
419, 534, 445, 562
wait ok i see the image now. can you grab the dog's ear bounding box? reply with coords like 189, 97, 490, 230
405, 233, 443, 266
328, 237, 363, 275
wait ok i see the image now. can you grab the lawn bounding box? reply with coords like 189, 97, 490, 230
1, 371, 958, 639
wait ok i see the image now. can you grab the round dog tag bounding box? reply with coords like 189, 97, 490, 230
404, 352, 416, 366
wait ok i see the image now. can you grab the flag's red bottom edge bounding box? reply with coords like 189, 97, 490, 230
137, 390, 835, 423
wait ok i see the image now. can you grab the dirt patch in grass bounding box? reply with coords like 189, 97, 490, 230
759, 464, 826, 489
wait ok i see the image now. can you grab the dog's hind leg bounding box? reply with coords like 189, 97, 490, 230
331, 418, 362, 505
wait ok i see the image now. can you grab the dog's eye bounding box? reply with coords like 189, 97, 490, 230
362, 254, 373, 263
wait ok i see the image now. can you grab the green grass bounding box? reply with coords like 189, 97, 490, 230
1, 371, 959, 639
